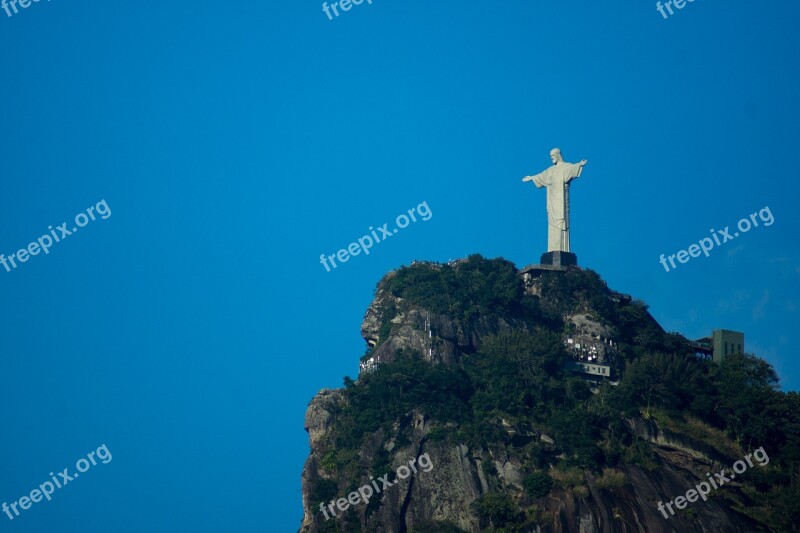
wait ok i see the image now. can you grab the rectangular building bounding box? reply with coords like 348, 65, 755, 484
712, 329, 744, 364
565, 361, 612, 379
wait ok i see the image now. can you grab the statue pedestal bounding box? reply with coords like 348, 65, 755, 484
540, 251, 577, 267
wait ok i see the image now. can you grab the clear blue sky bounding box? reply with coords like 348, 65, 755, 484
0, 1, 798, 531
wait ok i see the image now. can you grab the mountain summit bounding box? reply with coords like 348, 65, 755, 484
300, 256, 799, 532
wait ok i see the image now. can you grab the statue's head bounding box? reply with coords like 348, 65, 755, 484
550, 148, 562, 165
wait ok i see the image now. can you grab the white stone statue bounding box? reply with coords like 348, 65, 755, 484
522, 148, 587, 253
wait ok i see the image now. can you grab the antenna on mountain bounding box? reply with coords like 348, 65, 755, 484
425, 312, 434, 358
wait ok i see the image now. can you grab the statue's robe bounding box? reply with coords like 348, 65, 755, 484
531, 162, 583, 252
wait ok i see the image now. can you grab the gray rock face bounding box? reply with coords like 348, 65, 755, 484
361, 283, 530, 368
300, 389, 347, 531
300, 402, 764, 532
304, 389, 345, 449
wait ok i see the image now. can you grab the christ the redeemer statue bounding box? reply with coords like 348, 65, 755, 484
522, 148, 587, 255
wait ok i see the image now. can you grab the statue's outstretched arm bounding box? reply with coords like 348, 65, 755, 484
522, 171, 544, 184
570, 160, 588, 180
